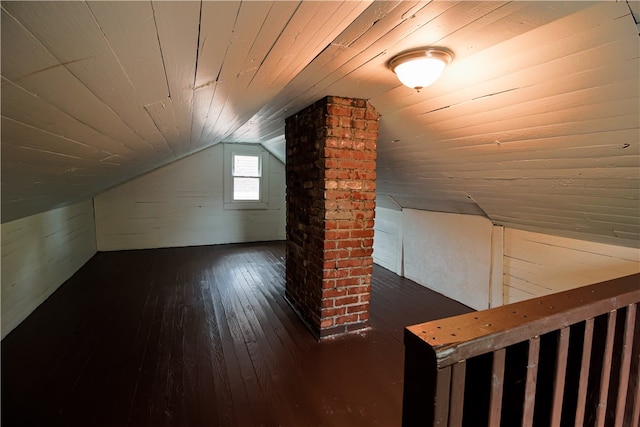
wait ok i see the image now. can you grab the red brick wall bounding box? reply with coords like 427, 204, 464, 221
285, 96, 379, 339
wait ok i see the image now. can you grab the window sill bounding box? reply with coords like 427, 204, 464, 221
224, 202, 269, 210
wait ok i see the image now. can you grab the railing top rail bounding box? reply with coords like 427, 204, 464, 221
405, 273, 640, 368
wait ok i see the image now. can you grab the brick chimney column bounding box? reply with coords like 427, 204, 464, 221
285, 96, 379, 340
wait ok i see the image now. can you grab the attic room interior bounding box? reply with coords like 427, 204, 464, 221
1, 1, 639, 426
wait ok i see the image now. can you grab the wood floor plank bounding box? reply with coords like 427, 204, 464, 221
232, 254, 315, 425
1, 241, 473, 426
193, 256, 233, 426
209, 257, 266, 427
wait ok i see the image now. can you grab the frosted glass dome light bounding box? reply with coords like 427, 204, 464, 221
389, 48, 453, 92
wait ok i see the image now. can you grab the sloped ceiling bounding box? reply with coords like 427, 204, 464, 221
2, 1, 639, 247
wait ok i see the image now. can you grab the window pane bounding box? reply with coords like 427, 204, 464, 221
233, 155, 260, 177
233, 177, 260, 200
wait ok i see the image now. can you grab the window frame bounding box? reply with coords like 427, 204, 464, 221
223, 143, 270, 210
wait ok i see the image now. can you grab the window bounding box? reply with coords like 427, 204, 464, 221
224, 144, 269, 209
233, 154, 261, 200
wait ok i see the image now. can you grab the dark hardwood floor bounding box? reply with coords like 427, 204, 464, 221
1, 241, 472, 427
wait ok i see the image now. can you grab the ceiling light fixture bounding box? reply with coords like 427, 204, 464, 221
388, 47, 453, 92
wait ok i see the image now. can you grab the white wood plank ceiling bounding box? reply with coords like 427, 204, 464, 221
2, 1, 639, 247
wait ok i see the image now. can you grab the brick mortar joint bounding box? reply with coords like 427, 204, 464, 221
322, 301, 369, 307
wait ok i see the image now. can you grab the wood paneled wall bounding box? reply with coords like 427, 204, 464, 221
503, 228, 640, 304
373, 207, 403, 275
94, 144, 285, 251
374, 210, 638, 310
1, 200, 96, 338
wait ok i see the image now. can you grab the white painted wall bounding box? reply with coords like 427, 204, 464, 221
490, 225, 504, 308
374, 209, 637, 311
94, 144, 286, 251
402, 209, 494, 310
503, 228, 640, 304
372, 207, 403, 275
1, 200, 97, 339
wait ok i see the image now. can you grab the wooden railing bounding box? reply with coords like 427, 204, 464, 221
402, 273, 640, 427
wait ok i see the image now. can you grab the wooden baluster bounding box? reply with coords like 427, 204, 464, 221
575, 318, 594, 427
434, 366, 452, 426
488, 348, 506, 427
595, 310, 617, 427
449, 361, 466, 427
631, 363, 640, 427
550, 327, 570, 426
614, 304, 636, 427
522, 336, 540, 427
